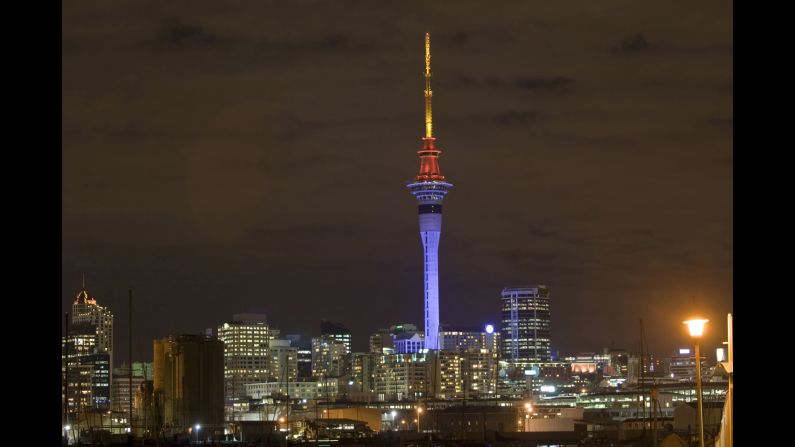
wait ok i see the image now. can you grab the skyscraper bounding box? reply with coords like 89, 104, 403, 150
407, 33, 452, 351
311, 336, 347, 378
320, 320, 352, 355
72, 279, 114, 356
268, 339, 298, 382
63, 280, 114, 414
216, 314, 274, 417
500, 286, 552, 363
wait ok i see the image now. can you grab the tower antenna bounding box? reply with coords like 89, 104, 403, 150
424, 32, 433, 139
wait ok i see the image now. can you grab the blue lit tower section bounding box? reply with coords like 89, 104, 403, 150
407, 33, 452, 351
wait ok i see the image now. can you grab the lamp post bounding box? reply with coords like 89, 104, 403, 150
417, 407, 423, 433
684, 319, 708, 447
194, 424, 201, 445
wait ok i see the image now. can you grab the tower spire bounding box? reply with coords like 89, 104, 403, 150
424, 32, 433, 139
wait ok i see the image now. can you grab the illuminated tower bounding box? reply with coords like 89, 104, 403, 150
408, 33, 453, 351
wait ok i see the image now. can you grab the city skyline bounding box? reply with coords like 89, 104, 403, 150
63, 1, 732, 361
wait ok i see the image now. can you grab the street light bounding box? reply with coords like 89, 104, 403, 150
194, 424, 201, 444
684, 318, 708, 447
416, 407, 423, 433
391, 410, 397, 431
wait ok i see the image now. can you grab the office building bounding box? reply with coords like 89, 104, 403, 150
63, 322, 110, 413
268, 339, 298, 382
369, 328, 394, 354
500, 286, 552, 363
72, 280, 114, 357
312, 336, 347, 378
440, 325, 500, 352
373, 352, 429, 401
320, 320, 352, 355
216, 314, 274, 413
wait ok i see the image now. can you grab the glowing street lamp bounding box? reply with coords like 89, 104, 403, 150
416, 407, 423, 433
684, 318, 708, 447
194, 424, 201, 444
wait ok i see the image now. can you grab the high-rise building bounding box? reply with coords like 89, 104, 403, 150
320, 320, 352, 355
64, 280, 114, 414
285, 335, 314, 379
435, 348, 499, 400
407, 33, 453, 351
369, 328, 394, 354
500, 286, 552, 363
216, 314, 273, 413
62, 322, 111, 413
152, 334, 224, 431
72, 280, 114, 357
440, 325, 500, 352
268, 339, 298, 382
351, 352, 378, 393
373, 352, 429, 401
312, 336, 347, 378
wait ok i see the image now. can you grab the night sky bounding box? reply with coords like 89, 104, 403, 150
62, 1, 732, 363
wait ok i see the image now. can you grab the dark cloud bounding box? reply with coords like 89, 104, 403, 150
450, 32, 469, 46
481, 76, 573, 93
514, 76, 573, 92
155, 18, 221, 48
616, 33, 651, 53
495, 110, 542, 126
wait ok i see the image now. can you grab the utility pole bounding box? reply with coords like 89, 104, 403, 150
64, 312, 70, 446
725, 313, 733, 447
128, 288, 133, 444
651, 384, 658, 447
639, 319, 646, 446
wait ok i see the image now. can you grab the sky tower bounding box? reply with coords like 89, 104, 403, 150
408, 33, 453, 351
